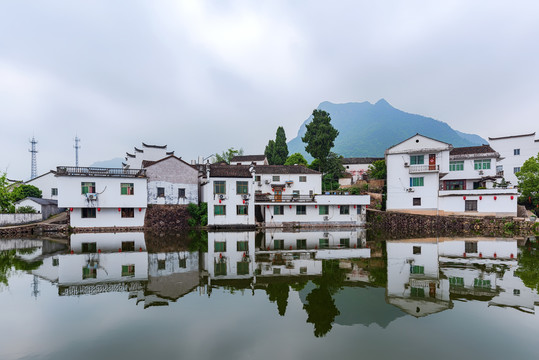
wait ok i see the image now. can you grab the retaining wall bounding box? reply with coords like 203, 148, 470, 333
0, 213, 41, 226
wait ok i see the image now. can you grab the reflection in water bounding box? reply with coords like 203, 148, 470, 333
1, 231, 538, 344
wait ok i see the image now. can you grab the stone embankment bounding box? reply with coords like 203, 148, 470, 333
0, 212, 69, 237
144, 204, 191, 232
367, 209, 538, 240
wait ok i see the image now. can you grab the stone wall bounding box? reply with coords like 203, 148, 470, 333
144, 204, 191, 232
367, 209, 538, 240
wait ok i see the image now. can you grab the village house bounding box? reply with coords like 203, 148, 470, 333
230, 154, 268, 165
123, 142, 174, 169
24, 170, 58, 200
386, 134, 518, 216
488, 132, 539, 186
143, 155, 199, 205
341, 157, 384, 184
14, 197, 62, 220
56, 166, 148, 228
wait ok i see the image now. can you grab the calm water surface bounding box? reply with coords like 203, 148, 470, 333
1, 230, 538, 360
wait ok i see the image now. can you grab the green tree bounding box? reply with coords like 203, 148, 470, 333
515, 242, 539, 292
368, 159, 387, 180
0, 173, 14, 213
264, 140, 275, 165
10, 184, 42, 202
309, 152, 345, 191
516, 153, 539, 209
214, 148, 244, 164
302, 109, 339, 172
265, 282, 290, 316
273, 126, 288, 165
284, 153, 308, 166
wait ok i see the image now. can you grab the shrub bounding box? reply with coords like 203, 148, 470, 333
16, 206, 37, 214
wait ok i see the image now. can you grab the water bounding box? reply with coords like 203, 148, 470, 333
1, 230, 538, 360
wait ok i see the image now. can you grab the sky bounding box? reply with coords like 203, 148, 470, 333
1, 0, 538, 181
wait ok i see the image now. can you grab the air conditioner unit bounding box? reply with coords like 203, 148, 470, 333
479, 170, 484, 175
264, 180, 270, 184
257, 182, 262, 186
219, 194, 225, 200
323, 216, 329, 221
404, 162, 409, 167
406, 188, 415, 193
242, 194, 250, 200
86, 193, 97, 200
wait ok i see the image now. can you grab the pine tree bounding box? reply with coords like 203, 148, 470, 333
273, 126, 288, 165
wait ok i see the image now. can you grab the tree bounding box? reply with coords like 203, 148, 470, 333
309, 152, 345, 191
0, 173, 14, 213
10, 184, 42, 202
516, 153, 539, 209
284, 153, 308, 166
302, 109, 339, 172
265, 126, 289, 165
368, 159, 387, 180
213, 147, 244, 164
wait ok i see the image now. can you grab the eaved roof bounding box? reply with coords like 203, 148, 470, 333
24, 170, 56, 184
16, 197, 57, 206
254, 165, 320, 175
450, 145, 498, 156
342, 157, 383, 165
230, 155, 267, 162
385, 133, 453, 153
142, 155, 197, 170
142, 142, 167, 149
209, 164, 253, 178
488, 132, 535, 141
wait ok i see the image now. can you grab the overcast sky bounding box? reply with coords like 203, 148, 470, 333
1, 0, 538, 180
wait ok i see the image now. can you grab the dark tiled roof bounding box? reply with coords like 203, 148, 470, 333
126, 152, 136, 158
342, 157, 383, 164
488, 132, 535, 141
143, 155, 197, 170
255, 165, 320, 175
142, 142, 167, 149
142, 160, 156, 167
134, 147, 143, 153
209, 164, 252, 178
230, 155, 267, 162
18, 197, 58, 206
450, 145, 497, 156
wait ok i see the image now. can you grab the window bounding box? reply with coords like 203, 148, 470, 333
449, 161, 464, 171
179, 258, 186, 268
273, 268, 281, 275
274, 205, 284, 215
293, 190, 300, 199
296, 239, 307, 249
340, 205, 349, 215
449, 277, 464, 286
81, 242, 97, 253
51, 188, 58, 196
121, 208, 134, 218
496, 165, 503, 173
465, 241, 478, 253
236, 205, 248, 215
300, 267, 307, 274
214, 241, 226, 252
272, 175, 280, 182
255, 175, 261, 182
178, 188, 186, 198
82, 267, 97, 279
157, 260, 166, 270
340, 238, 350, 248
357, 206, 362, 214
122, 265, 135, 277
410, 177, 424, 187
236, 181, 248, 194
465, 200, 478, 212
474, 279, 491, 288
514, 167, 521, 174
514, 148, 520, 155
214, 205, 226, 216
413, 198, 421, 206
413, 246, 421, 254
445, 180, 464, 190
52, 258, 59, 266
81, 182, 95, 194
214, 181, 226, 194
121, 183, 134, 195
157, 187, 165, 197
514, 289, 520, 296
309, 190, 314, 197
410, 155, 424, 165
319, 238, 329, 249
410, 265, 424, 274
411, 287, 425, 297
237, 241, 248, 251
474, 159, 491, 170
215, 262, 227, 276
299, 176, 307, 182
237, 262, 249, 275
81, 208, 96, 218
274, 240, 284, 250
122, 241, 135, 252
296, 205, 306, 215
319, 205, 329, 215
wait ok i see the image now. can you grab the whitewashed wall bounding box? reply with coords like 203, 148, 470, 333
205, 177, 255, 226
69, 208, 146, 227
254, 172, 322, 195
438, 190, 518, 216
489, 134, 539, 185
25, 171, 58, 199
0, 213, 41, 225
206, 231, 255, 279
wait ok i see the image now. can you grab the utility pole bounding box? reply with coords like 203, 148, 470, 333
74, 135, 81, 167
29, 136, 38, 179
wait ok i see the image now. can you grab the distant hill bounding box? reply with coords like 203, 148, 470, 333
287, 99, 487, 160
90, 157, 123, 168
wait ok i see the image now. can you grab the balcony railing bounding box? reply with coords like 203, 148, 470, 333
56, 166, 146, 178
409, 164, 439, 173
255, 194, 316, 203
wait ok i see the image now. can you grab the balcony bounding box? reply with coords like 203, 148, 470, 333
56, 166, 146, 178
409, 165, 439, 173
255, 194, 315, 203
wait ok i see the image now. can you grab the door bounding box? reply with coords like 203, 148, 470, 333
429, 154, 436, 170
274, 187, 282, 202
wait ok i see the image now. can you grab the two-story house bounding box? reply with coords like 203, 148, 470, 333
56, 166, 148, 228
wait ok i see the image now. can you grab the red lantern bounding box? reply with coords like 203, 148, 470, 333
315, 205, 317, 208
97, 208, 101, 212
494, 196, 497, 200
118, 248, 122, 252
354, 205, 356, 209
118, 208, 121, 212
338, 205, 340, 208
354, 244, 357, 248
494, 253, 497, 258
510, 253, 514, 259
139, 247, 143, 252
69, 208, 73, 212
219, 199, 221, 204
463, 196, 466, 200
463, 253, 466, 258
289, 205, 292, 208
267, 205, 270, 209
98, 249, 101, 253
139, 208, 142, 212
243, 200, 245, 204
479, 196, 482, 200
289, 246, 292, 250
479, 252, 482, 258
511, 196, 514, 200
282, 188, 285, 192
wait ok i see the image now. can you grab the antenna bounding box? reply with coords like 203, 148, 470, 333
74, 135, 81, 167
29, 136, 38, 179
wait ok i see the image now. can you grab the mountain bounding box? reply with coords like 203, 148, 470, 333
90, 157, 124, 168
287, 99, 487, 160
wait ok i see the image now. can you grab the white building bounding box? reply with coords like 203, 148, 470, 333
56, 166, 148, 228
24, 170, 58, 200
341, 157, 384, 183
230, 155, 268, 165
143, 155, 199, 205
15, 197, 61, 220
488, 132, 539, 186
386, 134, 518, 216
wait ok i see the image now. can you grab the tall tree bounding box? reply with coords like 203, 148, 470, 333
0, 173, 14, 213
284, 153, 308, 166
273, 126, 288, 165
264, 140, 275, 165
302, 110, 339, 172
213, 147, 244, 164
516, 152, 539, 210
11, 184, 42, 202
